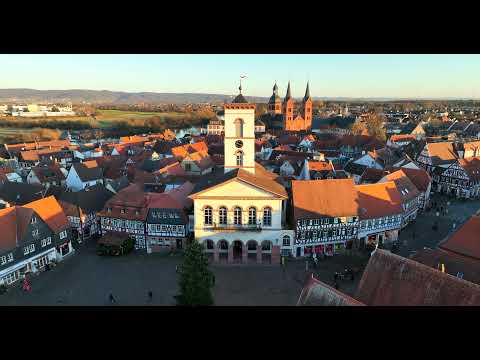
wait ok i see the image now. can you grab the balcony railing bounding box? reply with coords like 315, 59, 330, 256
204, 222, 263, 232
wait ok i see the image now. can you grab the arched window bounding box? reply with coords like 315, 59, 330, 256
282, 235, 291, 247
248, 207, 257, 225
204, 206, 212, 225
263, 207, 272, 226
219, 206, 227, 225
234, 207, 242, 225
236, 151, 243, 166
234, 118, 244, 137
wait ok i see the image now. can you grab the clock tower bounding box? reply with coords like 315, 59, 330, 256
224, 83, 256, 175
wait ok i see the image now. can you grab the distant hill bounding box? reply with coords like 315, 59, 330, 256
0, 89, 475, 105
0, 89, 269, 105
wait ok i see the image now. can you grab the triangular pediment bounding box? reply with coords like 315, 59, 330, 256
192, 177, 281, 199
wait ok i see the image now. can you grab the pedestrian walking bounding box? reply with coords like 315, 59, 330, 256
334, 281, 339, 290
147, 291, 153, 302
334, 272, 338, 282
109, 293, 116, 304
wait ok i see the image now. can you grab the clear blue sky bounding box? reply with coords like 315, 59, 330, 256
0, 54, 479, 99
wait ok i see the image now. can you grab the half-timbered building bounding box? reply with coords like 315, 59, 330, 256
432, 157, 480, 199
291, 179, 360, 257
356, 182, 403, 248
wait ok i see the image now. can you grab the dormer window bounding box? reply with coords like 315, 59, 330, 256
121, 209, 125, 214
31, 216, 37, 224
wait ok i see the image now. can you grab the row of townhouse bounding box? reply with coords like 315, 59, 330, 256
98, 182, 194, 253
290, 175, 425, 257
0, 196, 73, 287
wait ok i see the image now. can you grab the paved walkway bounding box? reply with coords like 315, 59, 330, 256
397, 194, 480, 258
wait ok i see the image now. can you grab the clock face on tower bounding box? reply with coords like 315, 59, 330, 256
235, 140, 243, 148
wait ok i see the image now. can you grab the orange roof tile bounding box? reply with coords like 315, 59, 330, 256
355, 182, 403, 219
307, 161, 333, 172
292, 179, 359, 219
23, 196, 69, 233
439, 215, 480, 261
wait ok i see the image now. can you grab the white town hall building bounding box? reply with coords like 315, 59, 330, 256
189, 86, 294, 264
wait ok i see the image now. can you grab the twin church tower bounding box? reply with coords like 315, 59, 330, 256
267, 81, 312, 131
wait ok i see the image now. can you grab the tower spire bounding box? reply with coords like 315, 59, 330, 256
303, 81, 311, 102
284, 81, 292, 101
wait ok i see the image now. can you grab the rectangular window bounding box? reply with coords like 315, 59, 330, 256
0, 256, 6, 265
31, 217, 37, 224
29, 244, 35, 253
60, 230, 67, 240
24, 246, 29, 255
32, 229, 39, 237
7, 253, 13, 262
41, 239, 47, 247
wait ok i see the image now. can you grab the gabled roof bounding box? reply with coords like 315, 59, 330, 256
392, 166, 431, 192
439, 215, 480, 261
307, 161, 334, 172
292, 179, 359, 219
72, 160, 103, 182
356, 249, 480, 306
31, 164, 66, 183
356, 182, 404, 220
360, 168, 387, 183
56, 184, 114, 214
23, 196, 69, 233
381, 169, 420, 203
0, 206, 34, 252
426, 141, 458, 166
297, 274, 365, 306
458, 157, 480, 182
412, 248, 480, 286
190, 163, 288, 199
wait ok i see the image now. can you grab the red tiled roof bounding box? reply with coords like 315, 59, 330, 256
297, 274, 365, 306
426, 142, 458, 165
23, 196, 69, 233
458, 157, 480, 182
356, 249, 480, 306
382, 170, 420, 203
439, 215, 480, 261
0, 206, 34, 252
292, 179, 359, 219
392, 167, 431, 192
308, 161, 333, 172
171, 141, 208, 159
390, 134, 416, 142
355, 182, 404, 219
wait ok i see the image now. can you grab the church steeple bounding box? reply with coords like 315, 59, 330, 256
303, 81, 311, 102
284, 81, 292, 102
268, 81, 282, 115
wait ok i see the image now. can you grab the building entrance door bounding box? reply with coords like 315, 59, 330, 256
233, 241, 242, 262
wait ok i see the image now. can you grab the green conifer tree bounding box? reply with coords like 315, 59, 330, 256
176, 240, 214, 306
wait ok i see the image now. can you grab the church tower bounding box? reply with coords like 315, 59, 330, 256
301, 81, 313, 130
282, 81, 294, 129
268, 82, 282, 115
224, 83, 256, 175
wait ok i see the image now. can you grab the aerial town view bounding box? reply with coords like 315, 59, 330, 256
1, 54, 480, 306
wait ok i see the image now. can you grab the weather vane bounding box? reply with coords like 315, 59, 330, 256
239, 75, 247, 93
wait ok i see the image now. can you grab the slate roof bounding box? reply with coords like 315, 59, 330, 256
56, 184, 114, 214
72, 160, 103, 182
0, 182, 44, 206
356, 249, 480, 306
232, 93, 248, 104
